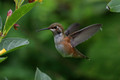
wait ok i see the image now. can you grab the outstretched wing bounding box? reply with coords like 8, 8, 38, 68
69, 24, 102, 47
65, 23, 80, 36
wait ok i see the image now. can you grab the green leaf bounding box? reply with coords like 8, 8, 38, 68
0, 37, 29, 55
0, 16, 2, 30
4, 77, 8, 80
34, 68, 52, 80
0, 57, 7, 63
4, 1, 38, 34
107, 0, 120, 12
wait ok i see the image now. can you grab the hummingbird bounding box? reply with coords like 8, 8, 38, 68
38, 23, 102, 59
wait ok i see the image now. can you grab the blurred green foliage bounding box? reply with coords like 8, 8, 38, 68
0, 0, 120, 80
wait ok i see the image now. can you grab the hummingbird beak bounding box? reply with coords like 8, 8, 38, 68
36, 27, 49, 32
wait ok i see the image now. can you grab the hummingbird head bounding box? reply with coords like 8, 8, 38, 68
49, 23, 64, 35
38, 23, 64, 35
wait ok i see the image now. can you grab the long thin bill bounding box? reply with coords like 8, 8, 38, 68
36, 27, 49, 32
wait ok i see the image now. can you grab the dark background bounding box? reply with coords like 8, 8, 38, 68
0, 0, 120, 80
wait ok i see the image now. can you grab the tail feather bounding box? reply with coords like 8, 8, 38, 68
73, 48, 89, 59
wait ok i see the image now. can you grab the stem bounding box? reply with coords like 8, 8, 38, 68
3, 17, 8, 32
0, 36, 3, 43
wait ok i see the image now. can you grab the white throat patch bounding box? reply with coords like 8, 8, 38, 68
54, 33, 64, 44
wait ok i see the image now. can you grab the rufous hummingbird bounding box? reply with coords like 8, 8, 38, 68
38, 23, 102, 59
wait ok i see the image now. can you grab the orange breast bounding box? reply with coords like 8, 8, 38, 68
60, 37, 75, 55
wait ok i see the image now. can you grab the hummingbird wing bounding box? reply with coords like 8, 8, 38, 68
68, 24, 102, 47
65, 23, 80, 36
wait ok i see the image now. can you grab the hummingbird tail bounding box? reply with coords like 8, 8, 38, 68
73, 49, 89, 59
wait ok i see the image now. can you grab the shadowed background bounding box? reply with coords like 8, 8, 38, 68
0, 0, 120, 80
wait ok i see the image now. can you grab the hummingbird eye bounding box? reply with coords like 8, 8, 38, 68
54, 26, 57, 29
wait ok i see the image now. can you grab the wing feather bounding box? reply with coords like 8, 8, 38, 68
65, 23, 80, 36
69, 24, 102, 47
